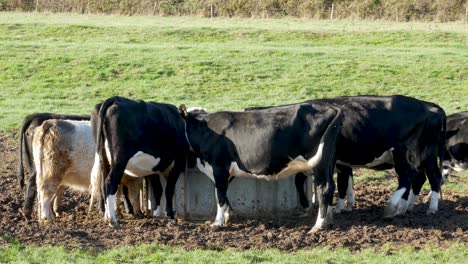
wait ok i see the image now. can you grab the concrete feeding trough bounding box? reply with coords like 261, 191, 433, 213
146, 168, 314, 220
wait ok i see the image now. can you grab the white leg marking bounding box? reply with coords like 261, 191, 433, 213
313, 205, 333, 231
346, 176, 355, 209
147, 197, 154, 211
427, 191, 439, 214
212, 203, 228, 226
334, 198, 346, 214
389, 187, 407, 207
154, 205, 163, 217
384, 187, 407, 218
105, 194, 117, 225
442, 168, 450, 178
311, 192, 316, 204
396, 199, 408, 215
407, 190, 417, 211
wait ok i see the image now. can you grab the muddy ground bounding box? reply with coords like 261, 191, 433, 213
0, 132, 467, 251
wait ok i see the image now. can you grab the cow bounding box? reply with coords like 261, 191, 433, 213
180, 102, 343, 232
30, 118, 143, 222
89, 96, 190, 228
18, 113, 89, 218
288, 96, 446, 218
442, 111, 468, 179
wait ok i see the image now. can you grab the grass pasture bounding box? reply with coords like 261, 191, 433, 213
0, 13, 467, 131
0, 12, 467, 263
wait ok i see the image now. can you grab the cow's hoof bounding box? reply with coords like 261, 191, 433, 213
395, 200, 408, 216
297, 206, 311, 218
334, 199, 345, 214
308, 226, 323, 234
426, 208, 437, 215
224, 212, 231, 224
132, 209, 144, 219
20, 209, 32, 221
298, 212, 309, 218
210, 222, 223, 228
109, 221, 121, 229
383, 204, 397, 218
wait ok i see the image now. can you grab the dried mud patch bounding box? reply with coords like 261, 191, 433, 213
0, 132, 466, 251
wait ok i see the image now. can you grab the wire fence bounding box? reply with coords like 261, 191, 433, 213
1, 0, 467, 22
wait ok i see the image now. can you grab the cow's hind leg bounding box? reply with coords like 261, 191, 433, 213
211, 167, 231, 227
149, 175, 164, 217
335, 164, 353, 213
406, 171, 426, 212
165, 165, 184, 220
384, 146, 416, 218
423, 158, 442, 215
53, 185, 65, 218
38, 181, 58, 222
104, 165, 126, 228
125, 179, 144, 218
309, 164, 335, 233
295, 173, 310, 214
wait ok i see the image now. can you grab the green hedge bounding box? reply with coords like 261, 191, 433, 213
0, 0, 466, 21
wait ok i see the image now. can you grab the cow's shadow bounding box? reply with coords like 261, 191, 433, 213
328, 195, 468, 232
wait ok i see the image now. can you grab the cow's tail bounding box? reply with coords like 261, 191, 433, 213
89, 98, 114, 215
17, 117, 34, 193
439, 113, 447, 177
437, 110, 447, 202
31, 121, 56, 219
275, 106, 343, 180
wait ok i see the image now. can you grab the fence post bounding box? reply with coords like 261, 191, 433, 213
35, 0, 38, 12
330, 3, 334, 20
210, 3, 213, 18
465, 7, 467, 22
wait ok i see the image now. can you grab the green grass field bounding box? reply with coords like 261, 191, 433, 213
0, 12, 467, 131
0, 12, 467, 263
1, 240, 466, 264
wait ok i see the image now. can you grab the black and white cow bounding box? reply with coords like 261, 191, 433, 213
18, 113, 89, 218
442, 111, 468, 178
291, 96, 446, 217
89, 96, 190, 227
180, 103, 343, 232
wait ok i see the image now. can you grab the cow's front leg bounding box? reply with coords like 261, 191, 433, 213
211, 168, 230, 227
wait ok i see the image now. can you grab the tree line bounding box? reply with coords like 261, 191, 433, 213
1, 0, 466, 22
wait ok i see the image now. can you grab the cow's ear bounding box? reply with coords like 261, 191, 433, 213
179, 104, 188, 119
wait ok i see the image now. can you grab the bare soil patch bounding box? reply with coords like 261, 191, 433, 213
0, 132, 466, 251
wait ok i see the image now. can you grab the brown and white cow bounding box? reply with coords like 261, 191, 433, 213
31, 118, 142, 222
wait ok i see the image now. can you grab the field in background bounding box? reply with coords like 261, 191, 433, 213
0, 13, 467, 131
0, 13, 467, 263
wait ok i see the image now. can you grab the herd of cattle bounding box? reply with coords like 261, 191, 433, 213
16, 95, 467, 233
